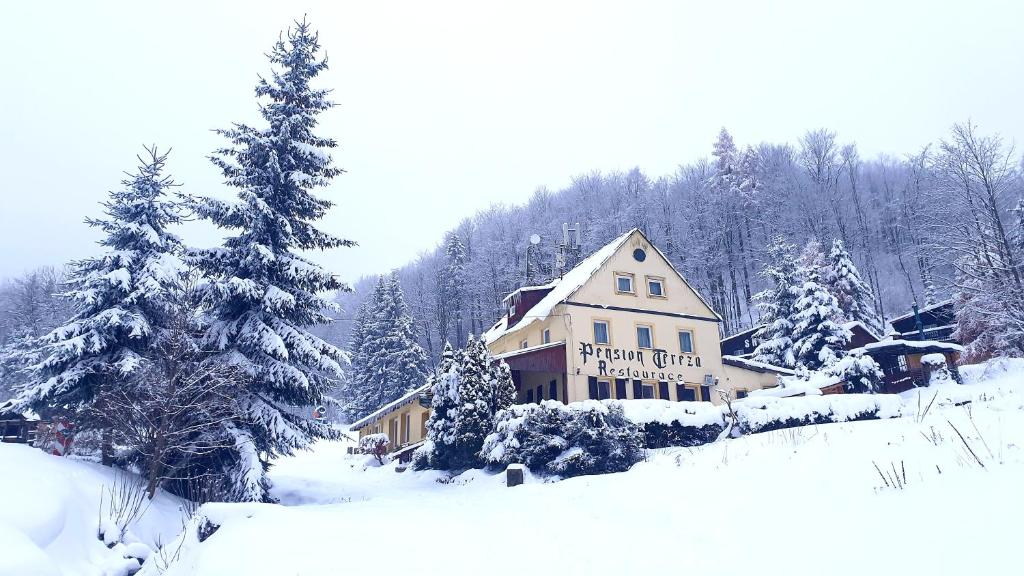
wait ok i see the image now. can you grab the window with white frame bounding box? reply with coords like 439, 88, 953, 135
615, 273, 635, 294
646, 276, 665, 297
636, 325, 653, 349
543, 328, 551, 344
593, 320, 610, 345
678, 330, 694, 354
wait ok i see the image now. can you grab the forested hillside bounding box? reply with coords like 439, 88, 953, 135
332, 124, 1019, 365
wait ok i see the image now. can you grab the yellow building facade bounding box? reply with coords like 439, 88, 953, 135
483, 228, 775, 405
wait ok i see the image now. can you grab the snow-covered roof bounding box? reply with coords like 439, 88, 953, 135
720, 324, 763, 344
349, 383, 431, 431
722, 355, 796, 375
501, 279, 560, 304
484, 229, 721, 344
842, 320, 880, 341
493, 341, 566, 360
852, 339, 965, 355
889, 299, 953, 323
485, 229, 635, 343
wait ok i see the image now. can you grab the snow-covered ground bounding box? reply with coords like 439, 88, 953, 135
4, 360, 1024, 575
0, 444, 187, 576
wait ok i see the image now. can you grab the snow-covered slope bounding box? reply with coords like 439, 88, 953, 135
5, 361, 1023, 575
0, 445, 186, 576
140, 362, 1024, 576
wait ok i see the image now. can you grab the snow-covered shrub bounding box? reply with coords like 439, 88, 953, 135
482, 400, 643, 478
617, 400, 726, 448
358, 433, 390, 465
921, 353, 955, 386
734, 394, 904, 434
828, 350, 883, 393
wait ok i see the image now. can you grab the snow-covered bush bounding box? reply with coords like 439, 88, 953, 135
482, 400, 643, 478
358, 433, 390, 465
921, 353, 955, 386
828, 350, 883, 393
617, 400, 726, 448
734, 394, 904, 434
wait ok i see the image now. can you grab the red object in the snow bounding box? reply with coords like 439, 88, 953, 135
50, 418, 73, 456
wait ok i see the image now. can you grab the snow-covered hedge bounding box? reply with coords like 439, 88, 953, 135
617, 400, 726, 448
482, 400, 644, 477
733, 394, 904, 434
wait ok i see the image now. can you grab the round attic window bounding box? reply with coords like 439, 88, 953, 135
633, 248, 647, 262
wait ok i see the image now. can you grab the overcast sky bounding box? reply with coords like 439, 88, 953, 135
1, 0, 1021, 286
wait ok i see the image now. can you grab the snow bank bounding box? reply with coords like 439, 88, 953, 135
0, 443, 186, 576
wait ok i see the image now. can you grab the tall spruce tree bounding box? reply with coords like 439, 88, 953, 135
824, 239, 882, 335
436, 233, 467, 347
189, 20, 352, 501
752, 237, 801, 368
790, 260, 850, 371
13, 147, 187, 430
346, 274, 430, 419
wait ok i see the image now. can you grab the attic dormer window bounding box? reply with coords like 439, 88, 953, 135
509, 304, 516, 317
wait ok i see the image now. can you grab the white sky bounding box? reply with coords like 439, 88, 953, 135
1, 0, 1021, 285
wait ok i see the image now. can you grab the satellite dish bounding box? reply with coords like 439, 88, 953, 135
529, 234, 541, 245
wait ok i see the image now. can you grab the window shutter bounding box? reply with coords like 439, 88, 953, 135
632, 379, 643, 399
700, 385, 712, 402
588, 377, 599, 400
658, 381, 669, 400
675, 383, 685, 402
614, 379, 627, 399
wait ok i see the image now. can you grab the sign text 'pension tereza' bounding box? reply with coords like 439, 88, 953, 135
577, 341, 702, 379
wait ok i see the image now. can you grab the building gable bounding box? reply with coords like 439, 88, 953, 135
569, 229, 720, 321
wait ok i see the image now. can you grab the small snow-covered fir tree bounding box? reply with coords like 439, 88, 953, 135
417, 343, 461, 470
13, 147, 187, 430
824, 239, 882, 334
417, 337, 514, 470
345, 274, 430, 419
790, 263, 850, 371
188, 20, 352, 502
752, 237, 801, 368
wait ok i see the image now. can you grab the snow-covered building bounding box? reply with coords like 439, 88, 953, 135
888, 299, 957, 343
854, 339, 964, 393
719, 320, 879, 359
482, 229, 777, 404
348, 384, 432, 458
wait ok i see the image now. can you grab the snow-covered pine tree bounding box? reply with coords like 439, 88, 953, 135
417, 342, 461, 470
451, 336, 513, 469
797, 238, 826, 281
824, 239, 882, 334
752, 238, 801, 368
13, 147, 187, 431
436, 233, 467, 347
790, 261, 850, 371
337, 299, 370, 420
188, 20, 352, 502
345, 274, 430, 419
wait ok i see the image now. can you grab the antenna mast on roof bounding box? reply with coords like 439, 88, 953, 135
525, 234, 541, 284
555, 223, 582, 277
